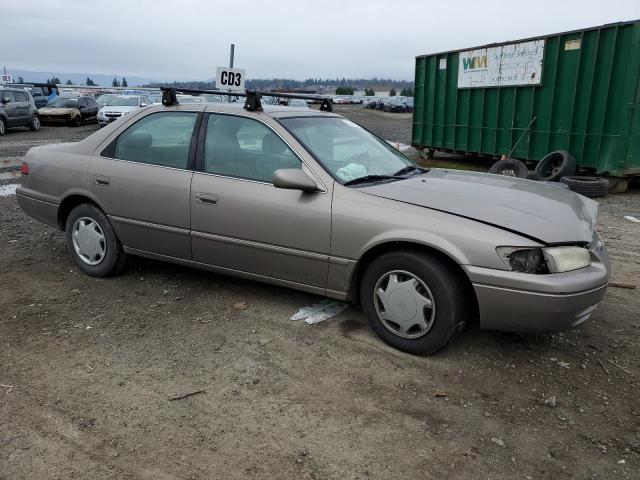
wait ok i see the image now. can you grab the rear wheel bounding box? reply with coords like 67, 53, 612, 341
0, 118, 6, 136
360, 250, 471, 355
29, 115, 41, 131
64, 203, 127, 277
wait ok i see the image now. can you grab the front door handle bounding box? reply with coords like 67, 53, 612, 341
95, 175, 110, 185
195, 193, 218, 205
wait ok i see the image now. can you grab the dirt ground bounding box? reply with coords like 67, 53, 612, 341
1, 108, 639, 480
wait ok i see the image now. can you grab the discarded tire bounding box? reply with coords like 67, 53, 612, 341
559, 176, 609, 198
488, 159, 528, 178
534, 150, 576, 181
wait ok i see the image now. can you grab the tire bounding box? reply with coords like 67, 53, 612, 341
64, 203, 127, 277
29, 115, 41, 131
73, 115, 82, 127
488, 158, 528, 178
559, 176, 609, 198
360, 250, 471, 355
534, 150, 576, 181
0, 117, 6, 136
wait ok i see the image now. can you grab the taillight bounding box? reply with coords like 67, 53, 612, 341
20, 162, 29, 175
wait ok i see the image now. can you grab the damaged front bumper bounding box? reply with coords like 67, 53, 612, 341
465, 239, 610, 333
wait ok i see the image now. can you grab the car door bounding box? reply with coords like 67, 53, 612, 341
1, 91, 19, 125
190, 113, 332, 289
89, 110, 201, 259
13, 91, 30, 124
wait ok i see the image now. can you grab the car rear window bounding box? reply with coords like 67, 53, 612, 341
109, 112, 198, 170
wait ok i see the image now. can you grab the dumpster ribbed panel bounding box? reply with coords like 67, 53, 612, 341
412, 20, 640, 176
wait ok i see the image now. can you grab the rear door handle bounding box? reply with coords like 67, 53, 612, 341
195, 193, 218, 205
95, 175, 110, 185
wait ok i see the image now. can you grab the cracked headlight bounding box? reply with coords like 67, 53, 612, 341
497, 246, 590, 274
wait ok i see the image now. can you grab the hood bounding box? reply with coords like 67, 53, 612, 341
359, 169, 598, 244
100, 105, 138, 113
38, 107, 78, 115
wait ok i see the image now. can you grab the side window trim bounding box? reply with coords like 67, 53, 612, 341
99, 111, 203, 171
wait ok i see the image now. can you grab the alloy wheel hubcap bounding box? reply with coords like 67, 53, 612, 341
72, 217, 106, 265
374, 270, 436, 339
33, 117, 40, 129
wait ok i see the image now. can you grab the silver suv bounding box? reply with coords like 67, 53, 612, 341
0, 86, 41, 135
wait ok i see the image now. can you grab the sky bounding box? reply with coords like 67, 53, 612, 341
2, 0, 639, 81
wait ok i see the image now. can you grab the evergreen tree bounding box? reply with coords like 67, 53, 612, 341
122, 77, 128, 87
112, 77, 120, 87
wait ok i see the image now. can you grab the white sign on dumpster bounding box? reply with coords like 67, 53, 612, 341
216, 67, 246, 91
457, 39, 545, 88
1, 74, 14, 84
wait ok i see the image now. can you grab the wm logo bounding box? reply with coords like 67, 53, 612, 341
462, 55, 488, 70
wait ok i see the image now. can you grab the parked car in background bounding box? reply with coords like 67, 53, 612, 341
96, 93, 118, 107
38, 95, 99, 126
16, 93, 610, 355
202, 94, 223, 103
385, 97, 408, 113
404, 97, 414, 113
97, 95, 150, 127
287, 99, 310, 109
176, 95, 207, 104
7, 83, 59, 108
147, 93, 163, 105
0, 86, 41, 135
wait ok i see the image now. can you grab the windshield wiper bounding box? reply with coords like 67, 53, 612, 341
393, 165, 429, 176
343, 175, 405, 186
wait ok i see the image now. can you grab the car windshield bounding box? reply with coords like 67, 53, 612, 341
46, 98, 78, 108
109, 97, 139, 106
96, 94, 115, 103
280, 117, 413, 184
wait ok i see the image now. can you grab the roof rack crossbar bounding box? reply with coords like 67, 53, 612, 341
159, 86, 332, 112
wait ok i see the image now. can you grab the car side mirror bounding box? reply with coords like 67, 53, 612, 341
140, 103, 148, 107
273, 169, 318, 193
1, 97, 9, 104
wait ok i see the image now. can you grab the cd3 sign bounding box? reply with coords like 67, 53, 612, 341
216, 67, 246, 91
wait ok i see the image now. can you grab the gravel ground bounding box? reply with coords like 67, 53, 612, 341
1, 111, 639, 480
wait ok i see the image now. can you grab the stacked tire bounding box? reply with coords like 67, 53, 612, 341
559, 176, 609, 198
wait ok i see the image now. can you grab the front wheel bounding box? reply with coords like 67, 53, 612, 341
0, 117, 6, 136
71, 115, 82, 127
64, 203, 127, 277
360, 250, 471, 355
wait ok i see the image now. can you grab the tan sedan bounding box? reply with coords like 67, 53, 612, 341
16, 94, 609, 354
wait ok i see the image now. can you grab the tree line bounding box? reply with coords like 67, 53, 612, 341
43, 76, 129, 87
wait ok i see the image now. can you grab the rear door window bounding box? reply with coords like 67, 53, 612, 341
109, 112, 198, 169
14, 91, 28, 102
2, 91, 16, 103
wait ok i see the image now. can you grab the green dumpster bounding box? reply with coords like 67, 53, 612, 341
412, 20, 640, 177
